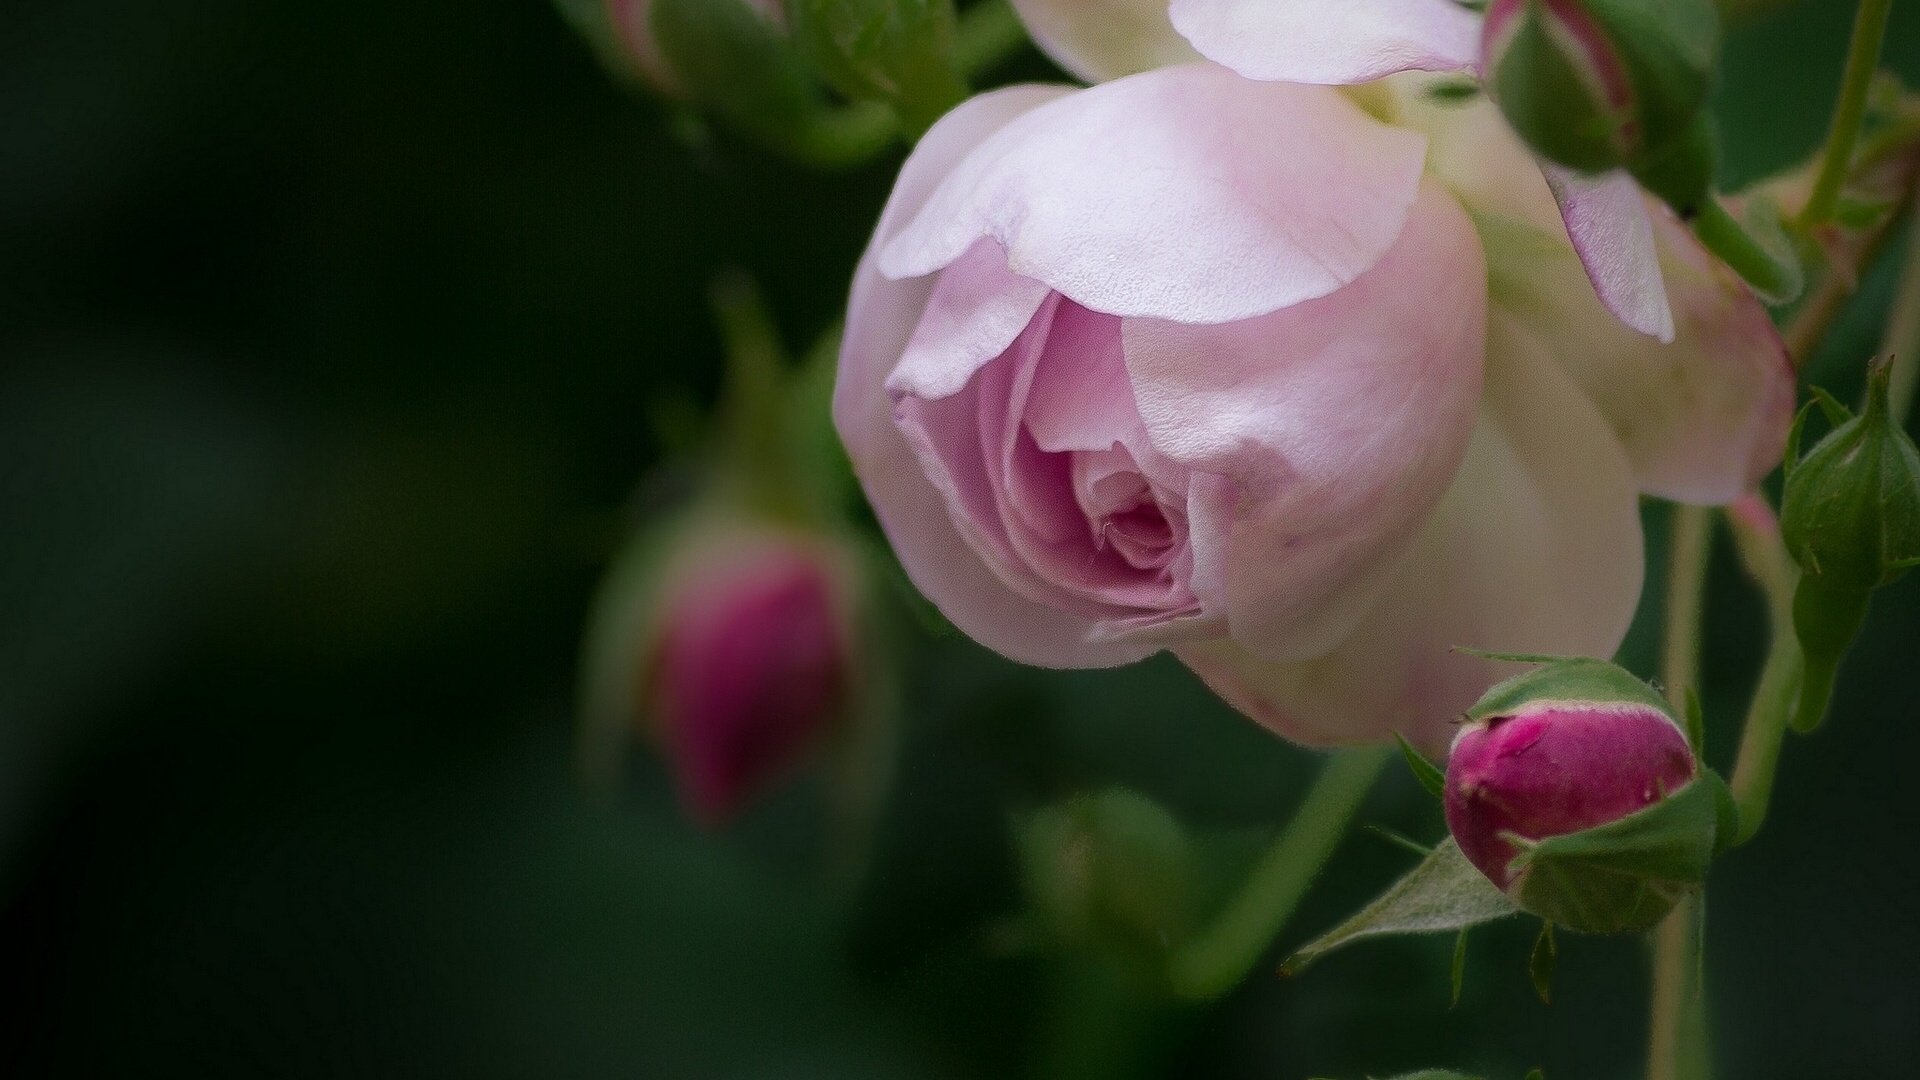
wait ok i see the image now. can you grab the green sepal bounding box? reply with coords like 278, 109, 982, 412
791, 0, 966, 134
1701, 767, 1741, 856
1682, 686, 1706, 755
1465, 657, 1675, 726
1505, 773, 1717, 934
1282, 839, 1518, 975
1528, 921, 1557, 1005
1395, 733, 1447, 800
651, 0, 825, 154
1450, 929, 1469, 1007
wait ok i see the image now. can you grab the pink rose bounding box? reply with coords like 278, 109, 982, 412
834, 58, 1790, 751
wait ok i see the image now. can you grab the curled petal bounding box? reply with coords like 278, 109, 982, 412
1178, 316, 1644, 753
836, 86, 1152, 668
879, 64, 1429, 324
1542, 165, 1676, 343
1124, 180, 1487, 662
1402, 87, 1791, 502
1169, 0, 1481, 85
1007, 0, 1201, 84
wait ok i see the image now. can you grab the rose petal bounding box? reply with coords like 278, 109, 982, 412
1169, 0, 1480, 85
1007, 0, 1201, 84
879, 64, 1429, 324
1542, 165, 1676, 343
1178, 315, 1644, 753
836, 85, 1152, 668
1124, 180, 1487, 662
1400, 86, 1792, 502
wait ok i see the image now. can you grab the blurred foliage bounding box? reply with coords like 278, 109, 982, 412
3, 1, 1920, 1078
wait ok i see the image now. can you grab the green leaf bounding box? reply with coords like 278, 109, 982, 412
1282, 839, 1517, 975
1395, 733, 1447, 800
1506, 777, 1716, 934
1450, 929, 1468, 1007
1528, 921, 1557, 1004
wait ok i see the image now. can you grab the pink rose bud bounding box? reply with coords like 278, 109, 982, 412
645, 532, 855, 824
1443, 658, 1716, 933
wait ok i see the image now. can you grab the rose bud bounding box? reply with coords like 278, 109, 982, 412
639, 527, 861, 824
1780, 361, 1920, 730
1015, 787, 1197, 974
1480, 0, 1719, 178
1443, 658, 1720, 934
560, 0, 788, 96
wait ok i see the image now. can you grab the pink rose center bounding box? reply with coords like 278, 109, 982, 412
894, 289, 1209, 632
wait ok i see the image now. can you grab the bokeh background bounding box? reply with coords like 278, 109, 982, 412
4, 2, 1918, 1077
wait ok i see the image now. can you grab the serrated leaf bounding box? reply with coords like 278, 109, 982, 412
1450, 929, 1468, 1007
1395, 733, 1447, 800
1282, 839, 1517, 974
1529, 921, 1556, 1004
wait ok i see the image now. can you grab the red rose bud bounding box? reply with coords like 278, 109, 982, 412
1482, 0, 1718, 178
645, 530, 857, 824
1443, 659, 1719, 934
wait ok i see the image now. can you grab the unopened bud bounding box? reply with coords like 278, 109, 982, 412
1780, 362, 1920, 729
644, 526, 860, 823
1482, 0, 1718, 178
1016, 788, 1196, 972
559, 0, 788, 95
1444, 659, 1718, 934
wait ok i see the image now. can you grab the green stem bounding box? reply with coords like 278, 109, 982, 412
1649, 505, 1714, 1080
955, 0, 1029, 81
1724, 498, 1803, 846
1163, 746, 1391, 1001
1692, 199, 1803, 304
1879, 189, 1920, 421
1661, 505, 1713, 713
1649, 896, 1712, 1080
1799, 0, 1896, 230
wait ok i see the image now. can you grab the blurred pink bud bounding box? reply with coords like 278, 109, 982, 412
1445, 698, 1696, 891
604, 0, 788, 94
645, 532, 854, 824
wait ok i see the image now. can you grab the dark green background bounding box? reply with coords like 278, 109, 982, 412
3, 2, 1915, 1076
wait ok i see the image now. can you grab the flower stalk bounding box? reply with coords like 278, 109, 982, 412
1164, 747, 1391, 1001
1799, 0, 1897, 231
